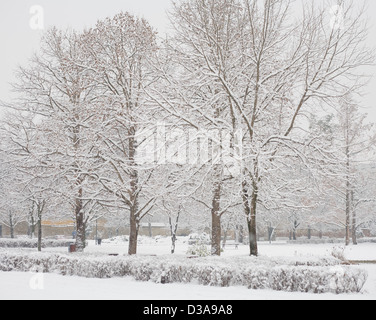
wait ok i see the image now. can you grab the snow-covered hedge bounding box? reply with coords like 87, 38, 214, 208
0, 251, 367, 294
287, 238, 376, 245
0, 239, 73, 249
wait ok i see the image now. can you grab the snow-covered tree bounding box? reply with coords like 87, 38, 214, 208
5, 28, 105, 252
82, 12, 162, 255
160, 0, 374, 256
0, 152, 27, 238
0, 1, 374, 258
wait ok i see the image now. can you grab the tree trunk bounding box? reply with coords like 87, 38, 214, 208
128, 130, 140, 256
249, 185, 258, 256
169, 208, 180, 255
29, 203, 35, 239
211, 172, 222, 256
75, 188, 86, 252
222, 229, 228, 249
128, 209, 139, 255
292, 220, 299, 241
171, 233, 177, 255
236, 225, 244, 244
75, 217, 86, 252
127, 193, 139, 256
211, 211, 222, 256
243, 178, 258, 256
345, 145, 351, 246
37, 200, 45, 252
268, 226, 274, 243
345, 184, 351, 246
37, 210, 42, 252
351, 191, 357, 245
352, 213, 358, 245
9, 211, 15, 239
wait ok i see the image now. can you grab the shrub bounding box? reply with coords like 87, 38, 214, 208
0, 239, 73, 249
186, 241, 210, 257
0, 251, 368, 294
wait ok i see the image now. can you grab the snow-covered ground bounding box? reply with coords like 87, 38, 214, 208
1, 266, 375, 300
38, 236, 376, 260
1, 237, 375, 300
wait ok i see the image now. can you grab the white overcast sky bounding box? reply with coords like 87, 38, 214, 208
0, 0, 375, 122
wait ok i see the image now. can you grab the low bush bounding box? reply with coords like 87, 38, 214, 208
0, 239, 73, 249
0, 251, 368, 294
186, 241, 211, 257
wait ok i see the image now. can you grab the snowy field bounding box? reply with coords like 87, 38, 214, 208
37, 236, 376, 260
1, 237, 376, 300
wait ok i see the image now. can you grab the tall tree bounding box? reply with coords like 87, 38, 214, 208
160, 0, 374, 256
5, 29, 104, 252
336, 94, 375, 245
84, 12, 160, 255
149, 0, 247, 255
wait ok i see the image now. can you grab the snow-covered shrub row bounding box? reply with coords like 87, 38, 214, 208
357, 238, 376, 244
287, 239, 345, 245
288, 238, 376, 245
0, 239, 73, 248
0, 251, 367, 294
